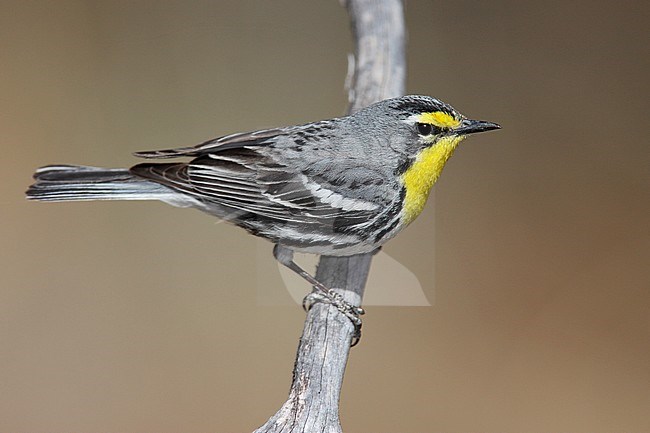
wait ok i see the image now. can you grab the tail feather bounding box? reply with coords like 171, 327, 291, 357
26, 164, 191, 206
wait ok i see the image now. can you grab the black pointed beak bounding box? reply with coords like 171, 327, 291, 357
455, 119, 501, 135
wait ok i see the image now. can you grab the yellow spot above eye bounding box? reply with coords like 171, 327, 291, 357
417, 111, 461, 129
401, 135, 465, 224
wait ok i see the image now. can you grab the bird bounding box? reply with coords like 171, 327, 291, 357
26, 95, 500, 342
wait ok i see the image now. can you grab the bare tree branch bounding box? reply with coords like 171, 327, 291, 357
345, 0, 406, 112
254, 1, 405, 431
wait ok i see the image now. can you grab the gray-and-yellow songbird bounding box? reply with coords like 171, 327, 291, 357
26, 95, 499, 340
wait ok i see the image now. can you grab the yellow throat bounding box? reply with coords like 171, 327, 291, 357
401, 135, 465, 224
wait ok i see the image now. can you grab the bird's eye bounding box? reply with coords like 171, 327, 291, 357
416, 122, 433, 135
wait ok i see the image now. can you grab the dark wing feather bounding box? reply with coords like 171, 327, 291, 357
130, 146, 382, 231
133, 128, 288, 159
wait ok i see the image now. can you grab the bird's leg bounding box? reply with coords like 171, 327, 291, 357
273, 244, 364, 344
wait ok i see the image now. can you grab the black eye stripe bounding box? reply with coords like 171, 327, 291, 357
416, 122, 442, 136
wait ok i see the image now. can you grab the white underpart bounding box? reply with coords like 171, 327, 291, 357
301, 175, 378, 211
272, 226, 334, 242
246, 221, 343, 243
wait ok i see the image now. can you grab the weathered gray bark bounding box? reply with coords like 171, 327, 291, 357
253, 1, 405, 432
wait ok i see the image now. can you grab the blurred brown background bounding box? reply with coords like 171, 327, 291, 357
1, 1, 648, 432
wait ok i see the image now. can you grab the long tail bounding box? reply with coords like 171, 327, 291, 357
26, 165, 183, 203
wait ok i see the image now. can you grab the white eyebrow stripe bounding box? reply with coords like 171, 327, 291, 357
403, 114, 422, 125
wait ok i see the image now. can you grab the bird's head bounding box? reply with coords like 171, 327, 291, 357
373, 95, 500, 224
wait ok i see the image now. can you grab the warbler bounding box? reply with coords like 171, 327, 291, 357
26, 95, 499, 336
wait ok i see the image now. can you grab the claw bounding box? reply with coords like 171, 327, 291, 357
302, 292, 328, 312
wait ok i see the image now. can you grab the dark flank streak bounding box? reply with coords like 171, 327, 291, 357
373, 218, 400, 243
394, 157, 412, 176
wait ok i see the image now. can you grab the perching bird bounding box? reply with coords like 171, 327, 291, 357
26, 95, 500, 340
